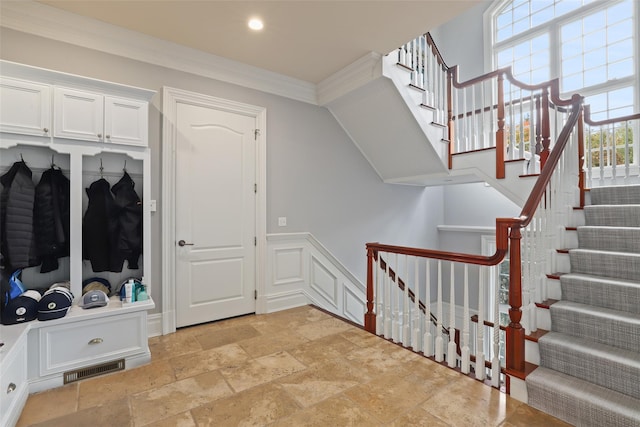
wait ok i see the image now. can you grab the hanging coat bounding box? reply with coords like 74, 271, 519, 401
34, 167, 71, 273
111, 171, 142, 270
83, 178, 121, 272
0, 161, 38, 272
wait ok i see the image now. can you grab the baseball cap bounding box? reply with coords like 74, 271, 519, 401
2, 290, 41, 325
38, 287, 73, 321
79, 290, 109, 309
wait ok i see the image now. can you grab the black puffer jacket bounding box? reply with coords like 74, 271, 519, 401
111, 172, 142, 270
0, 161, 38, 271
34, 167, 70, 273
83, 178, 120, 272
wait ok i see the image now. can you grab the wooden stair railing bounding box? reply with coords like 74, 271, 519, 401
366, 94, 584, 388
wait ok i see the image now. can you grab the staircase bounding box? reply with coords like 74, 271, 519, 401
526, 184, 640, 426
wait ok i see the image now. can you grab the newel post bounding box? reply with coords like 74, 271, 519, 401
365, 247, 376, 333
496, 72, 506, 179
506, 225, 525, 375
540, 87, 551, 168
447, 68, 455, 169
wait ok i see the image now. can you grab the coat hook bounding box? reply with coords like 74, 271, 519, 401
51, 154, 55, 168
100, 158, 104, 178
20, 153, 24, 162
123, 159, 127, 172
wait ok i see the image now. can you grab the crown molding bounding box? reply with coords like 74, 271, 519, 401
0, 1, 318, 105
317, 52, 383, 106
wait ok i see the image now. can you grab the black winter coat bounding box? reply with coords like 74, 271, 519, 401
0, 161, 38, 271
83, 178, 120, 272
34, 167, 70, 273
111, 172, 142, 270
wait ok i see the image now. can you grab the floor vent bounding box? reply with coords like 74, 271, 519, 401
63, 359, 125, 384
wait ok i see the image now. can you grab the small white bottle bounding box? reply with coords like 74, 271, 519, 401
124, 280, 133, 303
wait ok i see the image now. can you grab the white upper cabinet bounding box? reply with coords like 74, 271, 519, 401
54, 88, 148, 146
54, 87, 104, 142
0, 77, 51, 137
104, 96, 148, 146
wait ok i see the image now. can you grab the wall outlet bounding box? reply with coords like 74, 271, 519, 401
278, 217, 287, 227
150, 199, 157, 212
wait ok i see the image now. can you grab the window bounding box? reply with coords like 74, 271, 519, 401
486, 0, 638, 114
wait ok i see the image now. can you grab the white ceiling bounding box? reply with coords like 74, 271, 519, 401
38, 1, 482, 84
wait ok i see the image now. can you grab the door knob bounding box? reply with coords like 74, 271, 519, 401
178, 240, 194, 247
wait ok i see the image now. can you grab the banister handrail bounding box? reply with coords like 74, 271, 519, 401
583, 106, 640, 126
425, 32, 450, 70
519, 95, 583, 225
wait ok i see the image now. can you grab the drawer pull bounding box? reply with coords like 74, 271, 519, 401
88, 338, 104, 345
7, 383, 16, 394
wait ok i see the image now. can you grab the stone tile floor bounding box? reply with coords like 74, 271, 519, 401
17, 306, 570, 426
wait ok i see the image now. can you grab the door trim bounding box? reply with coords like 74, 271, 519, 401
161, 86, 267, 334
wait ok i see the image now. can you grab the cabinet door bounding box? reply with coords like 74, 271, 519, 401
0, 77, 51, 137
54, 87, 104, 142
104, 96, 148, 146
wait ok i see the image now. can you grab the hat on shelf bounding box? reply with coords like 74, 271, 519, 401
37, 287, 73, 321
79, 290, 109, 309
82, 277, 112, 296
1, 290, 41, 325
49, 281, 71, 291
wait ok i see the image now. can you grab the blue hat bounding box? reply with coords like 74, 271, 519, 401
2, 290, 40, 324
38, 287, 73, 321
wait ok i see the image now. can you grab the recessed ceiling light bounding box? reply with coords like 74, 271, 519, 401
248, 18, 264, 31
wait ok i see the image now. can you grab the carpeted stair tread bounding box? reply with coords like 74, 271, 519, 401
577, 226, 640, 253
550, 301, 640, 352
584, 205, 640, 227
527, 367, 640, 427
538, 332, 640, 399
569, 249, 640, 281
590, 184, 640, 205
560, 273, 640, 314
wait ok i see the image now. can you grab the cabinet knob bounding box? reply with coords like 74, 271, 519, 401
97, 133, 102, 139
88, 338, 104, 345
106, 134, 111, 139
43, 128, 49, 133
6, 383, 16, 394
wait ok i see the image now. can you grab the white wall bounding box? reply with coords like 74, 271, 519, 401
0, 27, 445, 314
430, 1, 492, 82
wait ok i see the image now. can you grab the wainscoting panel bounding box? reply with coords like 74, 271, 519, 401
273, 247, 304, 286
266, 233, 365, 324
310, 255, 339, 308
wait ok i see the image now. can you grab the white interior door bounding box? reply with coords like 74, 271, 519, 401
175, 102, 256, 328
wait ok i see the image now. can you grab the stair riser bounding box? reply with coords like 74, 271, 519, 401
527, 368, 640, 427
570, 251, 640, 282
577, 228, 640, 253
544, 277, 562, 301
539, 338, 640, 399
551, 307, 640, 353
560, 276, 640, 315
525, 340, 540, 366
590, 185, 640, 205
585, 206, 640, 227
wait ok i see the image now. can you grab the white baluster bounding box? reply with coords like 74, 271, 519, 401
447, 263, 457, 368
413, 257, 421, 351
624, 121, 630, 183
461, 264, 470, 374
384, 254, 392, 338
599, 130, 605, 185
435, 260, 444, 362
403, 254, 410, 347
376, 254, 383, 336
393, 253, 400, 343
424, 259, 433, 357
476, 266, 486, 380
399, 45, 406, 67
491, 258, 501, 388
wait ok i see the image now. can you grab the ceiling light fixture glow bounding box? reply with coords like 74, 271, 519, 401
248, 18, 264, 31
